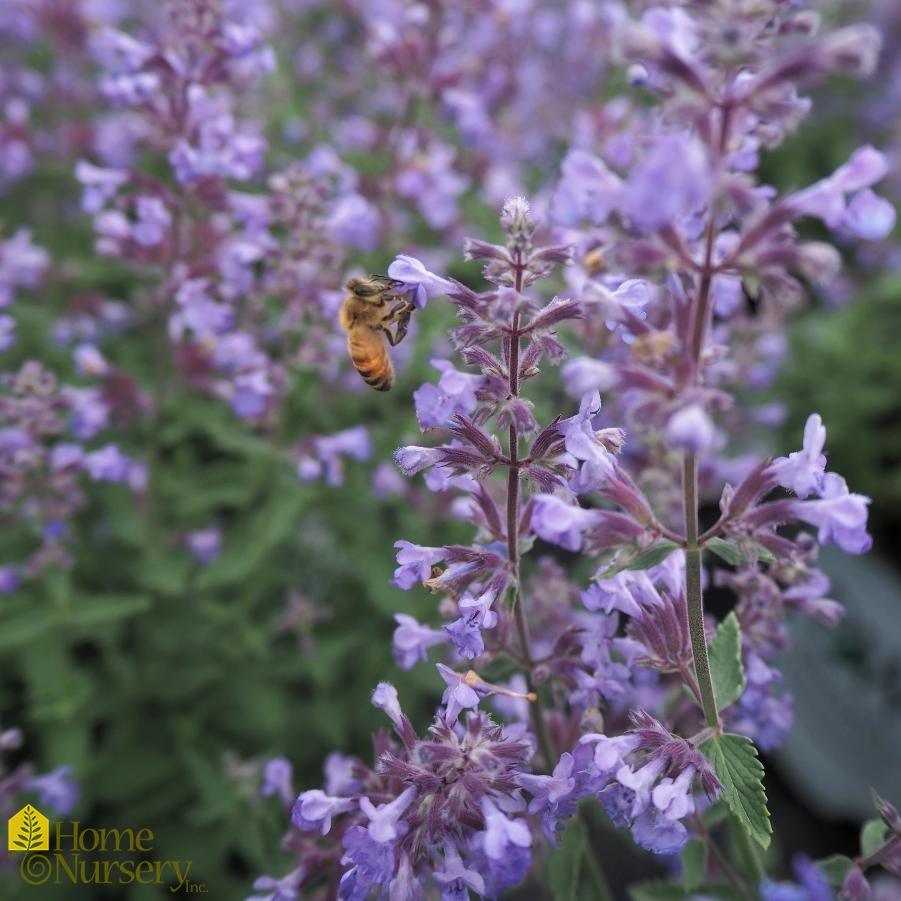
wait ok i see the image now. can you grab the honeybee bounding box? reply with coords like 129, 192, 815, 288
339, 275, 415, 391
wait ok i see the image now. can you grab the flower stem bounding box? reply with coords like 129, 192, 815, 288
680, 106, 732, 730
683, 451, 720, 728
506, 266, 555, 768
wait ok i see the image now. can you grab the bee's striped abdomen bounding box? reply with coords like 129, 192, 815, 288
348, 331, 393, 391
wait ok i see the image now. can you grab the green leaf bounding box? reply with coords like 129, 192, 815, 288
597, 541, 679, 580
704, 537, 776, 566
818, 855, 854, 885
860, 818, 889, 857
708, 612, 746, 712
0, 612, 51, 651
701, 733, 772, 849
62, 594, 151, 627
755, 545, 777, 564
136, 551, 192, 596
681, 839, 708, 892
547, 815, 587, 901
705, 537, 744, 566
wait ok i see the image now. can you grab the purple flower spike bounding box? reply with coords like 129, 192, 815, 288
0, 565, 22, 595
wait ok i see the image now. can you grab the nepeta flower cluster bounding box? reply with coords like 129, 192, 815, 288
0, 361, 142, 586
0, 0, 105, 194
258, 2, 900, 898
279, 0, 621, 229
75, 0, 384, 431
3, 0, 900, 898
261, 685, 536, 901
542, 0, 891, 754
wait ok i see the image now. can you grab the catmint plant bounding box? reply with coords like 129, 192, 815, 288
0, 360, 143, 584
256, 2, 901, 899
75, 1, 384, 433
275, 0, 620, 226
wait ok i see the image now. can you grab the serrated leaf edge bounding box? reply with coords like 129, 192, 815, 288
702, 734, 772, 849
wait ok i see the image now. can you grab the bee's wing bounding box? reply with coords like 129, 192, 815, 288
351, 280, 385, 297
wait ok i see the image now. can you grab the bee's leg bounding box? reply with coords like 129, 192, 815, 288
384, 304, 415, 346
386, 299, 413, 318
382, 324, 405, 347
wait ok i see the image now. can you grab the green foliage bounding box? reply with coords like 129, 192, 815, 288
596, 540, 680, 579
0, 344, 471, 900
817, 854, 855, 886
708, 613, 746, 713
704, 538, 745, 567
860, 817, 890, 857
700, 733, 772, 851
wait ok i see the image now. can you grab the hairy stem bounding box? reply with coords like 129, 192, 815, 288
680, 104, 734, 731
506, 261, 555, 768
683, 451, 719, 728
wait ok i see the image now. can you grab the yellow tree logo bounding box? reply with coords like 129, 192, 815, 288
8, 805, 49, 852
